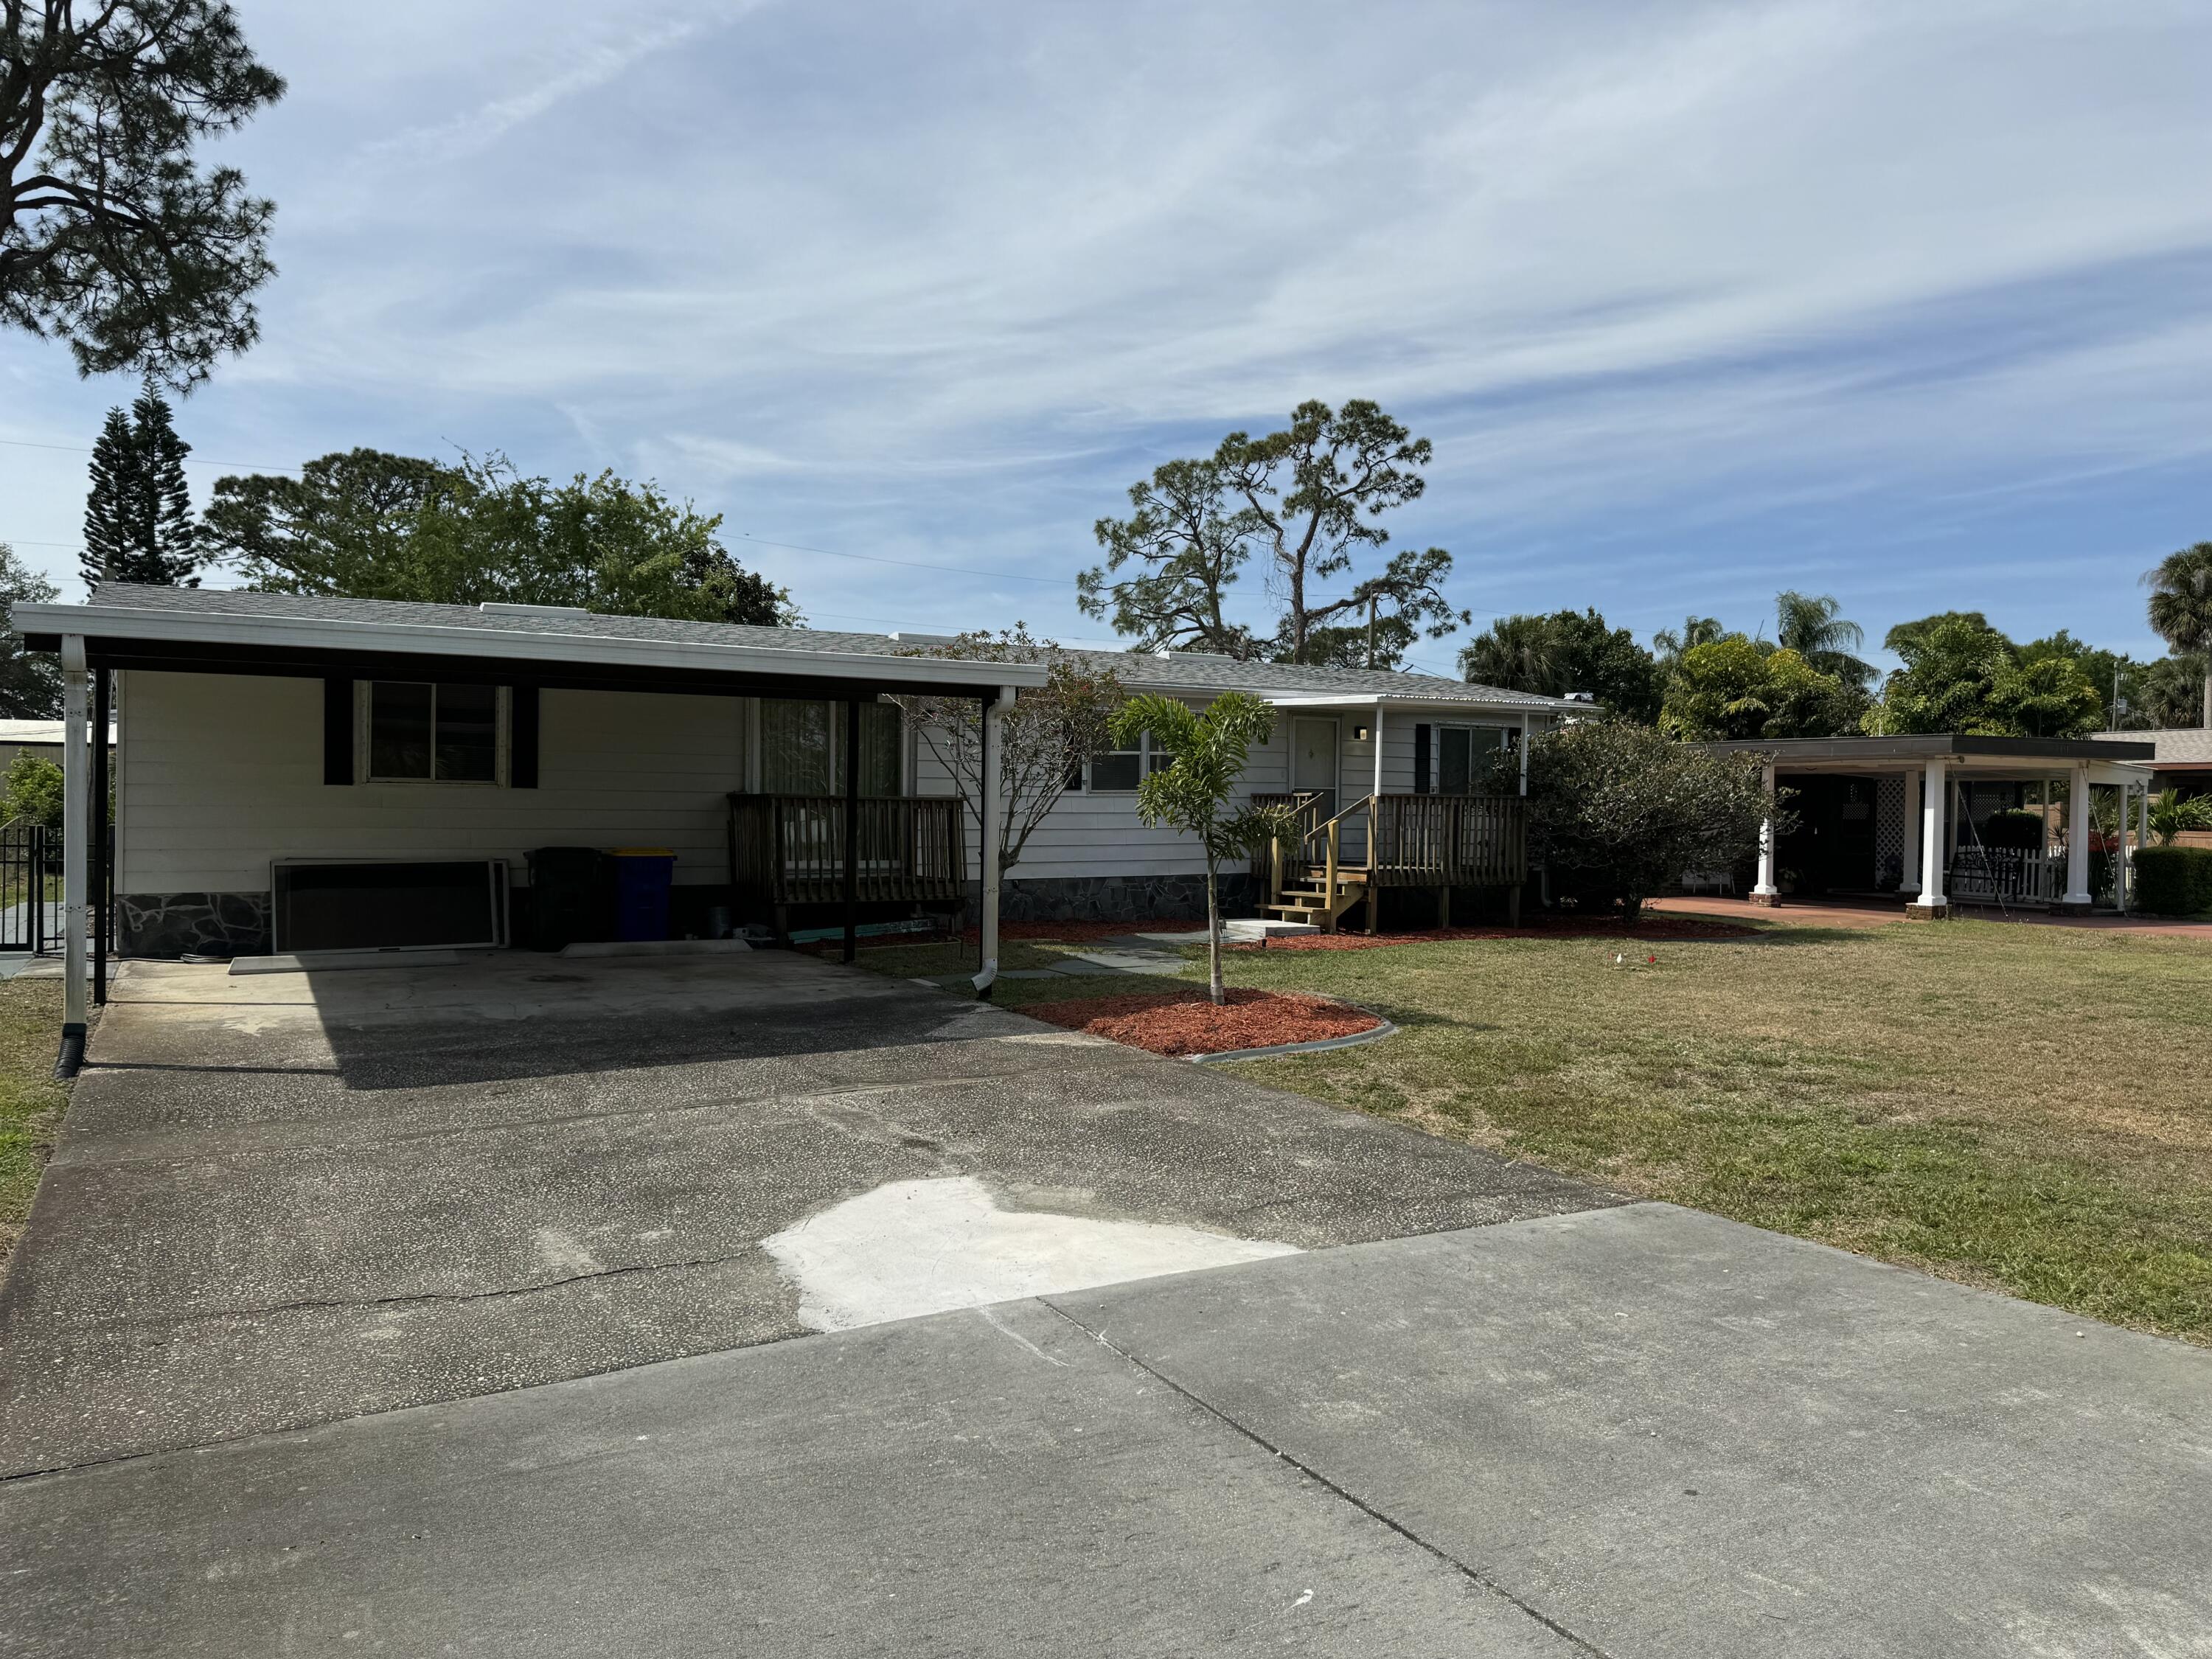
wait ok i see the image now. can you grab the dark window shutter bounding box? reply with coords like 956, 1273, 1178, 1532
323, 678, 354, 785
1413, 723, 1432, 794
510, 684, 540, 788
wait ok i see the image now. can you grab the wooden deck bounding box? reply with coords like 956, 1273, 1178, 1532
1254, 792, 1528, 932
728, 793, 966, 912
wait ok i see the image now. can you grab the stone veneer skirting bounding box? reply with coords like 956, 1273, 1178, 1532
117, 892, 272, 959
985, 873, 1260, 924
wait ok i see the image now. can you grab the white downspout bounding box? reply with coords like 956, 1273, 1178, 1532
58, 636, 87, 1077
972, 684, 1016, 998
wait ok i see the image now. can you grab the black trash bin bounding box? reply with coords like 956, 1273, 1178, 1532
526, 846, 609, 950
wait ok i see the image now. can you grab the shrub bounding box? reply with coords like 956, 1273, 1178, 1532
1, 752, 63, 830
1978, 808, 2045, 849
1526, 721, 1778, 921
2133, 846, 2212, 917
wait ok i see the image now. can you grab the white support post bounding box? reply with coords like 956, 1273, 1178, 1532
1750, 761, 1779, 905
1910, 757, 1947, 916
1900, 766, 1922, 894
1371, 700, 1385, 803
972, 684, 1013, 998
2062, 762, 2093, 908
58, 636, 88, 1074
1517, 711, 1530, 796
2116, 782, 2132, 914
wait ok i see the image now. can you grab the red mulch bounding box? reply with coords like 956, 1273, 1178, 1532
1023, 986, 1380, 1058
1235, 914, 1758, 951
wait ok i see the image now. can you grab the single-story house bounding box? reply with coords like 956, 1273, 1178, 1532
1703, 734, 2157, 916
11, 585, 1576, 1040
2091, 727, 2212, 801
0, 717, 116, 775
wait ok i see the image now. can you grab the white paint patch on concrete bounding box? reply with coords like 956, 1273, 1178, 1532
763, 1176, 1301, 1332
995, 1030, 1116, 1048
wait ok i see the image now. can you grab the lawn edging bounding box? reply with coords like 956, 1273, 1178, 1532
1186, 1004, 1399, 1065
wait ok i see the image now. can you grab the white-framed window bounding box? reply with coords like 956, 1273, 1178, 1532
359, 681, 509, 785
1083, 731, 1178, 793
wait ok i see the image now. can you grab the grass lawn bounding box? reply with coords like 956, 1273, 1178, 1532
0, 978, 67, 1262
857, 917, 2212, 1344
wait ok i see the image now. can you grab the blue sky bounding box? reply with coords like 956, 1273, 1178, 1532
4, 0, 2210, 678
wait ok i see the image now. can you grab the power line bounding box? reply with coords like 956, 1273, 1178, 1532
737, 532, 1074, 588
0, 436, 305, 473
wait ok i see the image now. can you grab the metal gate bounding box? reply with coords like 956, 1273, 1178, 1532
0, 820, 52, 953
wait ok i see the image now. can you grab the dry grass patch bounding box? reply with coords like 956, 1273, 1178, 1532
0, 978, 69, 1263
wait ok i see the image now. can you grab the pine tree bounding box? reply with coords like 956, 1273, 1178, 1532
81, 407, 137, 591
80, 388, 201, 591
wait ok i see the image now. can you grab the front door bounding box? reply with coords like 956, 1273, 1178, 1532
1291, 718, 1338, 824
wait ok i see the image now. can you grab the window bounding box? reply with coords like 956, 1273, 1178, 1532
1436, 725, 1511, 796
1087, 732, 1172, 793
759, 698, 903, 796
367, 682, 502, 783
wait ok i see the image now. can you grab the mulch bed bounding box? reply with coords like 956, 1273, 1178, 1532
1023, 986, 1380, 1058
1235, 914, 1759, 951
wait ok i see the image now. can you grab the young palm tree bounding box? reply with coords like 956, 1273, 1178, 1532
2145, 542, 2212, 728
1652, 614, 1723, 667
1774, 591, 1874, 689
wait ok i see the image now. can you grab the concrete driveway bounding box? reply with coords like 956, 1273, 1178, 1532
3, 953, 2209, 1656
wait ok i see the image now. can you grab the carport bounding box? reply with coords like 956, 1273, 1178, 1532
1705, 734, 2157, 916
12, 587, 1047, 1074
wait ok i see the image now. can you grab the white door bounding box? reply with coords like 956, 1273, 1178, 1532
1291, 718, 1338, 822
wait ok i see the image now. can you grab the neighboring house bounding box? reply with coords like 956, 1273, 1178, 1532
10, 585, 1576, 961
2092, 728, 2212, 801
0, 718, 115, 778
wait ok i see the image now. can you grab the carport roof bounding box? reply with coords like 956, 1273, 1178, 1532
13, 584, 1051, 698
1703, 734, 2155, 765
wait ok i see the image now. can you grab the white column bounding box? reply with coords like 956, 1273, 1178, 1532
1911, 758, 1947, 913
2062, 762, 2093, 907
1751, 761, 1779, 902
1371, 700, 1385, 802
1899, 767, 1922, 894
60, 636, 88, 1066
971, 684, 1012, 997
1518, 712, 1531, 795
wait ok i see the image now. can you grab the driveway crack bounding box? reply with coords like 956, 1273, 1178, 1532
1036, 1298, 1618, 1659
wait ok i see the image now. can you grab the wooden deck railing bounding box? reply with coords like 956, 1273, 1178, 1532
728, 793, 966, 908
1253, 791, 1526, 894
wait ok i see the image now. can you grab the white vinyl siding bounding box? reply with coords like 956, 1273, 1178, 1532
115, 671, 747, 892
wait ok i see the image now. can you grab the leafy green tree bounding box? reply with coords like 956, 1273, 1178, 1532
81, 386, 198, 588
1108, 692, 1297, 1004
1863, 613, 2101, 737
1882, 611, 1991, 657
1458, 613, 1559, 695
1083, 400, 1467, 666
1652, 614, 1723, 669
1523, 721, 1775, 922
1660, 636, 1861, 740
2018, 630, 2134, 728
1775, 591, 1874, 689
1, 750, 63, 829
2145, 542, 2212, 728
1458, 608, 1661, 721
2, 1, 285, 386
2135, 654, 2210, 728
0, 542, 60, 718
205, 451, 793, 625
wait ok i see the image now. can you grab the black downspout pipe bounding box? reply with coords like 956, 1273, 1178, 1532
92, 667, 108, 1008
843, 698, 860, 964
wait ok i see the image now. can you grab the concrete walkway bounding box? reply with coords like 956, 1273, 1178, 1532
5, 1203, 2205, 1658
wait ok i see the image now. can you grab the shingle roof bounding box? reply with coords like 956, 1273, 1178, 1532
84, 583, 1567, 709
2093, 728, 2212, 765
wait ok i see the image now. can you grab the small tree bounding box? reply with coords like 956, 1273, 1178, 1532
2148, 790, 2212, 847
0, 542, 61, 718
1110, 692, 1298, 1004
2, 751, 65, 830
1525, 722, 1775, 922
891, 629, 1125, 878
2145, 542, 2212, 728
1661, 636, 1861, 740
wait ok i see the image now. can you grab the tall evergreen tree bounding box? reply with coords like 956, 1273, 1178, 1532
80, 389, 199, 589
81, 407, 138, 590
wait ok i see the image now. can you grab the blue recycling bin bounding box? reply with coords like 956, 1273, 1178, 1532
608, 848, 675, 941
